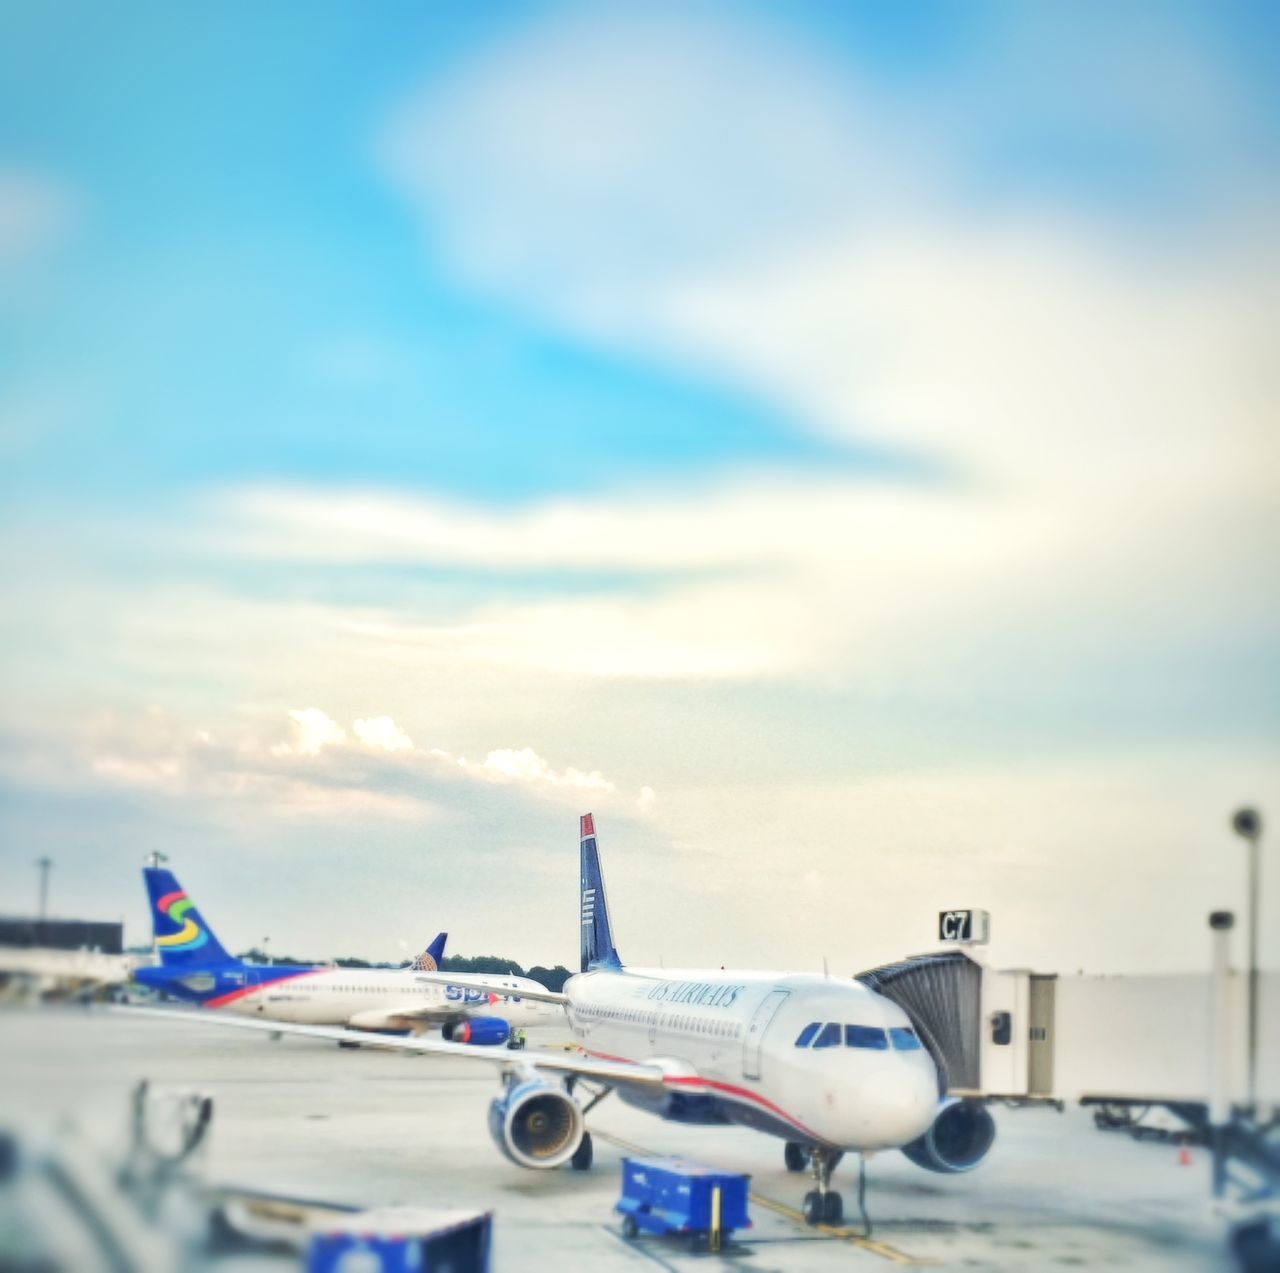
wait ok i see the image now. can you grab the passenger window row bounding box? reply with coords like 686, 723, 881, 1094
793, 1022, 923, 1051
576, 1004, 742, 1039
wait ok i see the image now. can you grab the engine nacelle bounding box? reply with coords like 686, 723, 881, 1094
443, 1017, 510, 1046
900, 1098, 995, 1173
487, 1079, 584, 1169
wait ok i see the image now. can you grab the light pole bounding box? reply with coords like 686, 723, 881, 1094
1231, 807, 1262, 1112
1208, 910, 1234, 1197
263, 936, 272, 966
35, 857, 52, 923
144, 853, 169, 961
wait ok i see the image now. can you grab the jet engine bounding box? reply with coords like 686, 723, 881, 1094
487, 1078, 584, 1169
442, 1017, 510, 1046
900, 1098, 995, 1173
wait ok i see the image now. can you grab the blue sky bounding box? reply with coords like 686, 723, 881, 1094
2, 2, 865, 506
7, 0, 1272, 508
1, 3, 1277, 972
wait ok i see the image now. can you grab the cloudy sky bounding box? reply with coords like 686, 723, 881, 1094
2, 2, 1277, 974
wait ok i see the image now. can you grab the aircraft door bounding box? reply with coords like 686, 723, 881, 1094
742, 988, 790, 1080
1028, 974, 1056, 1096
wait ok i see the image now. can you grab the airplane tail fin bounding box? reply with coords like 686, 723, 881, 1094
411, 931, 448, 971
580, 813, 622, 972
143, 867, 234, 967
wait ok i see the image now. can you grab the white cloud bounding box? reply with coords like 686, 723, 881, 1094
208, 439, 1272, 696
66, 710, 428, 822
353, 715, 415, 752
344, 6, 1280, 699
658, 223, 1275, 503
378, 6, 1275, 510
66, 707, 647, 815
269, 711, 629, 800
381, 13, 895, 327
274, 708, 348, 756
468, 746, 617, 795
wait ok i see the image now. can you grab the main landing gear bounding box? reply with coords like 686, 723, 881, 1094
570, 1131, 593, 1171
800, 1146, 845, 1226
563, 1077, 608, 1173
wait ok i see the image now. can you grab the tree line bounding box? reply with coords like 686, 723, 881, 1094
235, 949, 573, 992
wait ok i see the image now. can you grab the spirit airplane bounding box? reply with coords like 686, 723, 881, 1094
133, 867, 558, 1043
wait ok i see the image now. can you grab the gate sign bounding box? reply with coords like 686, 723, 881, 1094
938, 909, 990, 944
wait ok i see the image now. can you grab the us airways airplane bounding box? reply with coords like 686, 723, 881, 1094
131, 868, 559, 1042
122, 820, 995, 1224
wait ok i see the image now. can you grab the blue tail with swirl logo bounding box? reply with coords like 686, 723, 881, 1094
144, 867, 233, 968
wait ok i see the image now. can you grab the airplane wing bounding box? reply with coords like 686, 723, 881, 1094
344, 1003, 462, 1030
112, 1006, 663, 1088
402, 972, 568, 1006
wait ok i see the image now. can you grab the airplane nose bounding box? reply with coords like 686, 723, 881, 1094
858, 1066, 937, 1147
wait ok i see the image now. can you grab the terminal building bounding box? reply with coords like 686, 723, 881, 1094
0, 916, 124, 955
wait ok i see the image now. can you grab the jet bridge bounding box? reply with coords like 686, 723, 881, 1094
859, 947, 1277, 1106
856, 947, 1061, 1102
856, 951, 983, 1094
860, 926, 1279, 1271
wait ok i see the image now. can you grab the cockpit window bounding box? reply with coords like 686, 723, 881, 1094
845, 1024, 889, 1050
794, 1022, 821, 1048
890, 1026, 923, 1051
813, 1022, 843, 1049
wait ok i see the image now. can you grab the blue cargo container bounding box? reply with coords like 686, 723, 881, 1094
307, 1206, 491, 1272
616, 1157, 751, 1248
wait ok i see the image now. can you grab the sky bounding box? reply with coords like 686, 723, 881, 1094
1, 1, 1277, 975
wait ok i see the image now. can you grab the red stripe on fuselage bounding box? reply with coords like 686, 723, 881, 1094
582, 1048, 827, 1143
204, 968, 322, 1009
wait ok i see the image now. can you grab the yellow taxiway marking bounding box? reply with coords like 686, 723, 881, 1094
589, 1129, 929, 1266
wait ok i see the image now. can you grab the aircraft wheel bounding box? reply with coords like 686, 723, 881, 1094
621, 1216, 638, 1240
823, 1192, 843, 1225
784, 1141, 807, 1172
802, 1191, 824, 1226
570, 1131, 593, 1171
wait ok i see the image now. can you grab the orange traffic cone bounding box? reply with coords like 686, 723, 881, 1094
1177, 1142, 1192, 1166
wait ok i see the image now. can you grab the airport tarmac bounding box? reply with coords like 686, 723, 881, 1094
0, 1008, 1229, 1270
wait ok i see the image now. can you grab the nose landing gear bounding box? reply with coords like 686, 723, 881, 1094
802, 1146, 845, 1226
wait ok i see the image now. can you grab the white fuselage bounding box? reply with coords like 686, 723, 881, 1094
564, 966, 938, 1151
205, 966, 560, 1032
